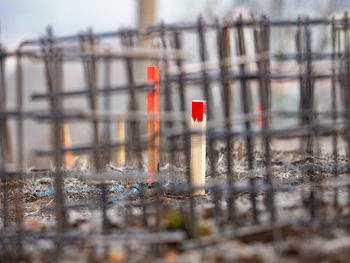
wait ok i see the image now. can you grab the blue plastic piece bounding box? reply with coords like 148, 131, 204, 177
37, 180, 185, 196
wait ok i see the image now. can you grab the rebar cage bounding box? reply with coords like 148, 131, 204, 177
1, 13, 350, 262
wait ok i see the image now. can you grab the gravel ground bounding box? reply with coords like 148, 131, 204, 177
2, 139, 350, 262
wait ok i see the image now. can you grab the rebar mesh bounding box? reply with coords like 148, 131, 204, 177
1, 14, 350, 262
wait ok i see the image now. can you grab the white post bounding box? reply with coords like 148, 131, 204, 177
191, 100, 206, 196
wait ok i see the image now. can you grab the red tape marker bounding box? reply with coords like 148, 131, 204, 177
192, 100, 206, 123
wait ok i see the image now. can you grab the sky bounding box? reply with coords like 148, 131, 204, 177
0, 0, 137, 47
1, 0, 345, 49
0, 0, 234, 48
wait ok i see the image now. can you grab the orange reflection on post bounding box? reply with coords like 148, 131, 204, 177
258, 101, 262, 127
63, 124, 75, 168
147, 66, 160, 183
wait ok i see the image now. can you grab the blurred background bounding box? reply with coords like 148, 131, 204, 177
1, 0, 349, 167
1, 0, 349, 49
1, 0, 348, 76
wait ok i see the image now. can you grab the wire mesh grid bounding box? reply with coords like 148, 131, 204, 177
1, 13, 350, 262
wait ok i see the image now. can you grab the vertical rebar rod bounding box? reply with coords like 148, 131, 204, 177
213, 186, 223, 231
197, 16, 217, 182
343, 13, 350, 160
15, 49, 24, 260
341, 12, 350, 222
217, 22, 236, 225
296, 17, 315, 220
173, 31, 197, 238
253, 16, 275, 223
160, 23, 176, 165
0, 45, 13, 164
0, 40, 9, 230
101, 183, 108, 234
42, 28, 67, 258
139, 189, 148, 227
102, 53, 112, 165
88, 30, 101, 171
305, 19, 315, 155
296, 17, 304, 150
121, 32, 142, 169
197, 16, 213, 120
305, 18, 316, 220
236, 16, 258, 224
331, 17, 339, 208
